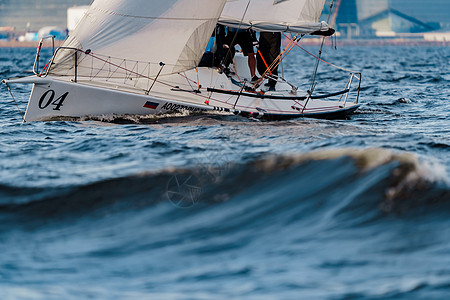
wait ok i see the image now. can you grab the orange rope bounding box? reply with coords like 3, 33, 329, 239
255, 35, 299, 88
195, 68, 200, 90
257, 50, 272, 75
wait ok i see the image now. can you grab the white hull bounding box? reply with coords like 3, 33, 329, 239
2, 1, 361, 123
21, 77, 212, 122
5, 55, 360, 122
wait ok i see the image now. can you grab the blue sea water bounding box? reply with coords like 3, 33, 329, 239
0, 45, 449, 299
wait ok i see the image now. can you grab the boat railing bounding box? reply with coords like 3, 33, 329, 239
35, 43, 362, 107
33, 35, 56, 76
36, 46, 81, 81
338, 72, 362, 105
36, 46, 165, 92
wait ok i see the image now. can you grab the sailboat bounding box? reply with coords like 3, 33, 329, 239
3, 0, 361, 122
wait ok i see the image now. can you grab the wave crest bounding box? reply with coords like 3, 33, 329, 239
1, 148, 448, 224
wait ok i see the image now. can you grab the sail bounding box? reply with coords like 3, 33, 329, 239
50, 0, 226, 77
219, 0, 330, 33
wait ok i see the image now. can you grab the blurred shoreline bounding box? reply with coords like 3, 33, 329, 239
289, 38, 448, 47
301, 38, 448, 47
0, 40, 64, 48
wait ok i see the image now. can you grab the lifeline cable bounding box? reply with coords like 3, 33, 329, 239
309, 0, 334, 91
303, 37, 325, 113
287, 37, 359, 73
31, 46, 277, 113
220, 0, 251, 85
4, 82, 25, 122
254, 34, 301, 89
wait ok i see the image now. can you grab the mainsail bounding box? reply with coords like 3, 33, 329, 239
50, 0, 227, 78
219, 0, 329, 33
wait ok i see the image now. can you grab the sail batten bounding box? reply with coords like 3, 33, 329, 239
219, 0, 330, 34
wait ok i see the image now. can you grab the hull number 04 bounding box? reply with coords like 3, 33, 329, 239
38, 90, 69, 111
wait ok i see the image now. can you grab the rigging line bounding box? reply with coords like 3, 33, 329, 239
271, 37, 298, 71
209, 26, 229, 83
4, 83, 25, 123
266, 36, 296, 71
257, 50, 272, 75
233, 80, 247, 109
309, 0, 334, 92
87, 52, 216, 103
178, 73, 201, 87
281, 33, 359, 74
183, 71, 196, 91
254, 35, 300, 89
89, 53, 173, 89
300, 2, 336, 113
221, 0, 252, 84
255, 34, 299, 86
327, 0, 338, 50
211, 94, 308, 114
310, 36, 325, 91
268, 34, 301, 70
211, 26, 217, 88
146, 62, 165, 94
90, 7, 219, 21
206, 89, 343, 114
209, 28, 225, 90
330, 0, 341, 28
91, 52, 178, 67
178, 72, 215, 93
195, 68, 200, 91
302, 82, 316, 114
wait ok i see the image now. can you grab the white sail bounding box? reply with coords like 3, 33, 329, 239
50, 0, 226, 77
219, 0, 329, 33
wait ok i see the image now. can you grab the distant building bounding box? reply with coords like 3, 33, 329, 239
325, 0, 450, 38
0, 0, 91, 31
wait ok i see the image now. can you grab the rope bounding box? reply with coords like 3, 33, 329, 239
195, 68, 200, 91
82, 52, 231, 107
89, 53, 174, 89
5, 83, 25, 122
257, 50, 272, 75
48, 46, 325, 115
310, 37, 325, 92
182, 71, 197, 92
309, 0, 335, 93
221, 0, 251, 85
282, 33, 359, 74
254, 34, 300, 88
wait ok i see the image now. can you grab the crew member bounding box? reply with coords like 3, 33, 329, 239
223, 27, 258, 82
199, 25, 226, 68
257, 32, 281, 91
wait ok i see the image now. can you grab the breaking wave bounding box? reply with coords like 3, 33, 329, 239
1, 148, 448, 223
